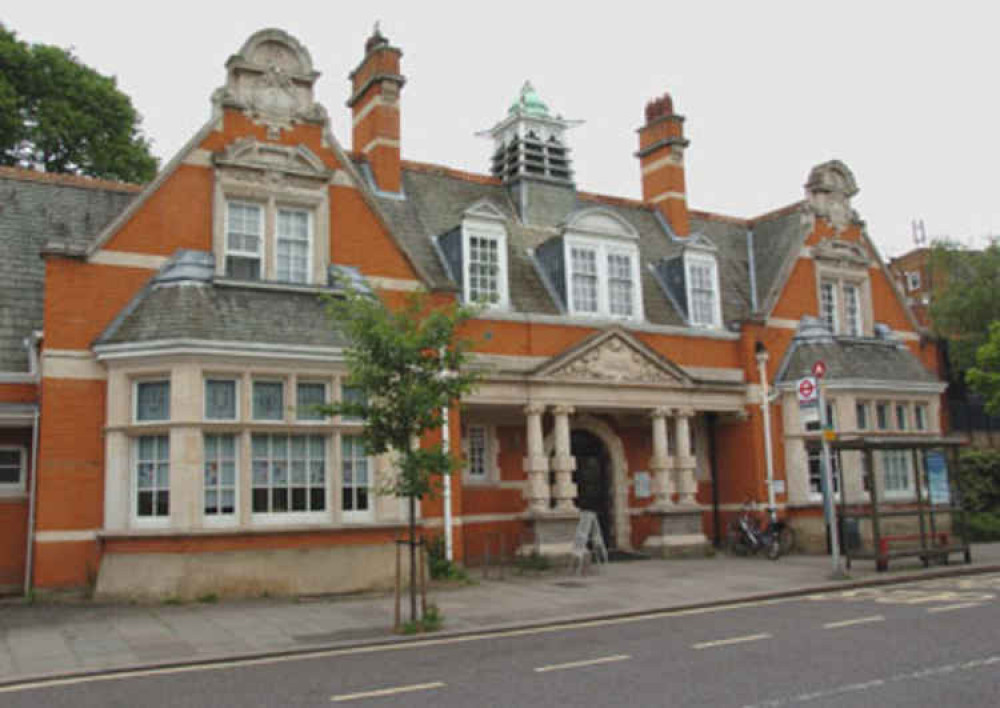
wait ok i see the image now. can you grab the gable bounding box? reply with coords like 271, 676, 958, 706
534, 327, 692, 386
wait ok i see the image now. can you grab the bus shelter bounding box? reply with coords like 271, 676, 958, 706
829, 435, 971, 572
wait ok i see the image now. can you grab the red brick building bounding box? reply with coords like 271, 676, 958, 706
0, 27, 949, 598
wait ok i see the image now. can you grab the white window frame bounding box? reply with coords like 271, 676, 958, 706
875, 401, 890, 431
224, 200, 265, 280
133, 378, 170, 424
340, 433, 374, 522
462, 219, 509, 309
203, 433, 239, 525
564, 236, 643, 321
807, 442, 841, 501
881, 449, 914, 500
464, 424, 499, 484
250, 432, 330, 524
204, 377, 240, 422
820, 280, 839, 334
132, 434, 171, 527
275, 207, 313, 284
906, 271, 921, 291
895, 403, 909, 431
252, 379, 286, 422
296, 380, 329, 423
855, 400, 869, 431
685, 251, 722, 328
842, 282, 862, 336
0, 446, 26, 494
914, 403, 928, 431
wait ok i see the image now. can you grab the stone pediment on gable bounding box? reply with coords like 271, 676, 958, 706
464, 199, 507, 222
533, 327, 692, 387
213, 138, 330, 181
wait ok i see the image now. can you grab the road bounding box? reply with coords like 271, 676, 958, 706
2, 572, 999, 707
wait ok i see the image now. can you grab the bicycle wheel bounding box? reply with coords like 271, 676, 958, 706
766, 537, 782, 560
778, 526, 796, 555
725, 524, 749, 556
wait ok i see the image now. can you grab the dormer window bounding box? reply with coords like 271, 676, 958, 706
438, 202, 510, 309
685, 252, 721, 328
276, 208, 311, 284
565, 238, 641, 319
813, 238, 873, 337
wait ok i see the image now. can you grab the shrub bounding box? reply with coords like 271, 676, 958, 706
956, 449, 1000, 512
966, 512, 1000, 542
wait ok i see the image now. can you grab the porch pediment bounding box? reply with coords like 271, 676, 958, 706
533, 327, 692, 387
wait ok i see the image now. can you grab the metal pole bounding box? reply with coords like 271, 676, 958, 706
756, 352, 777, 523
23, 406, 40, 597
817, 380, 843, 578
442, 404, 453, 562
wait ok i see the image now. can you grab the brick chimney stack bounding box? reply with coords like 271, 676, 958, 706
348, 24, 405, 193
636, 92, 690, 236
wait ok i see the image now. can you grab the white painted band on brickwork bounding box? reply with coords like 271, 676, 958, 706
36, 530, 99, 543
351, 96, 399, 126
330, 169, 357, 188
650, 191, 686, 204
89, 250, 168, 270
41, 350, 106, 380
367, 276, 424, 292
181, 149, 213, 167
360, 137, 401, 154
640, 154, 682, 175
0, 373, 36, 384
766, 318, 800, 330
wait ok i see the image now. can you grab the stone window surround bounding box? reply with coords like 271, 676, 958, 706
0, 445, 27, 495
212, 170, 330, 287
104, 361, 403, 535
813, 261, 873, 337
563, 234, 643, 321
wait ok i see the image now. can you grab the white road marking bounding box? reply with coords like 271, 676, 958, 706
745, 654, 1000, 707
0, 597, 794, 694
692, 633, 772, 650
534, 654, 630, 673
823, 614, 885, 629
927, 602, 987, 613
331, 681, 445, 702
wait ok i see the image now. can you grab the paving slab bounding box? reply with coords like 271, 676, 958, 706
0, 542, 997, 685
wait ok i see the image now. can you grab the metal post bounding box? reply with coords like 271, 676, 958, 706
442, 404, 453, 562
756, 349, 777, 523
817, 380, 844, 578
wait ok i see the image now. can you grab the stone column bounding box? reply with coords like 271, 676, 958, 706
649, 407, 674, 508
673, 408, 698, 506
523, 403, 550, 513
551, 405, 578, 512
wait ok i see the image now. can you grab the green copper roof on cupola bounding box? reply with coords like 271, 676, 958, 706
509, 81, 550, 117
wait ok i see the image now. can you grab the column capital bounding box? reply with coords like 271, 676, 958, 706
672, 406, 695, 419
524, 402, 547, 416
552, 404, 575, 417
650, 406, 671, 419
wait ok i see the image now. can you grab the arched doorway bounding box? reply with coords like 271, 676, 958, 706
571, 429, 613, 550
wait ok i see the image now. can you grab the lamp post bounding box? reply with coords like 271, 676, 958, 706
438, 351, 456, 562
755, 341, 777, 523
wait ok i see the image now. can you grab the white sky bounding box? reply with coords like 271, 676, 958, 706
6, 1, 999, 257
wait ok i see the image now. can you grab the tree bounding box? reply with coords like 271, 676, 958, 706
966, 322, 1000, 416
321, 284, 481, 623
929, 240, 1000, 371
0, 24, 158, 182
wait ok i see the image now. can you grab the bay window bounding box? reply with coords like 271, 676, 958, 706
203, 434, 237, 519
252, 433, 327, 516
253, 381, 285, 421
341, 434, 371, 520
134, 435, 170, 521
881, 449, 913, 498
205, 379, 238, 421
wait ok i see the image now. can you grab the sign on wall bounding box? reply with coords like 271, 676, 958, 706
634, 471, 651, 499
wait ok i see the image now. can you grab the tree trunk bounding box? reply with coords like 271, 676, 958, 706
409, 494, 418, 623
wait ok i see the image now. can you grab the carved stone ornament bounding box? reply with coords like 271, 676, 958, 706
546, 335, 680, 384
214, 29, 326, 137
812, 238, 870, 268
214, 138, 330, 185
804, 160, 859, 233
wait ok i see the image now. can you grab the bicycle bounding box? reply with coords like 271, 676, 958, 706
725, 499, 795, 560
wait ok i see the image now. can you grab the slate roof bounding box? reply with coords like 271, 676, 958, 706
97, 281, 348, 348
372, 164, 806, 327
778, 338, 938, 384
0, 169, 137, 372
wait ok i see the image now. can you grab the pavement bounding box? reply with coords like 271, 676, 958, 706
1, 543, 998, 687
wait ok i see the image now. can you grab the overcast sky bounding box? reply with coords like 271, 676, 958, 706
6, 1, 998, 257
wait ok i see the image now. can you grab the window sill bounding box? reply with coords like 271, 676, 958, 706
99, 520, 409, 540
